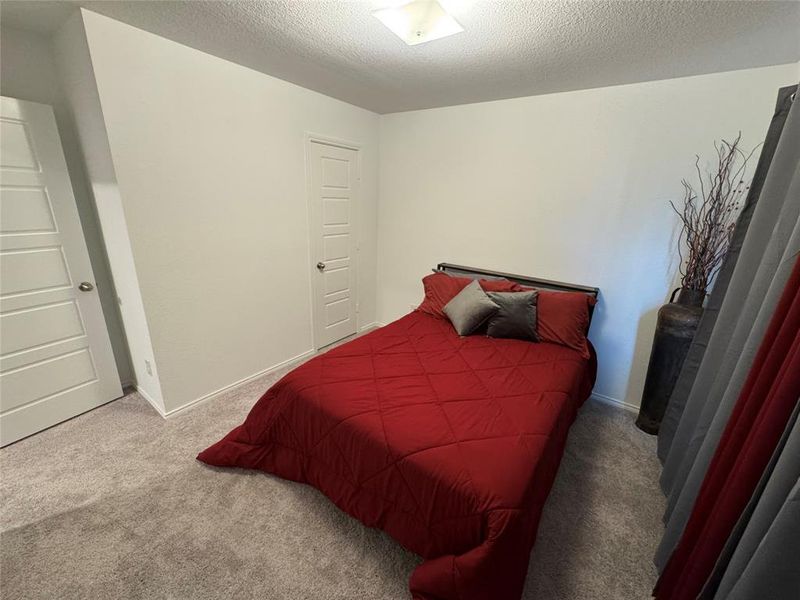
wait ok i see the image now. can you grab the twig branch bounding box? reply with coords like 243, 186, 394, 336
671, 132, 756, 293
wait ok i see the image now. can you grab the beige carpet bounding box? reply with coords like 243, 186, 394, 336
1, 353, 664, 600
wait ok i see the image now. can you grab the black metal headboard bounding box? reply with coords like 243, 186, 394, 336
435, 262, 600, 321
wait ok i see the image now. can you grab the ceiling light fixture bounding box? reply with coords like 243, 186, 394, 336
373, 0, 464, 46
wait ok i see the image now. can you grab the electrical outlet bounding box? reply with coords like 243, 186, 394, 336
145, 360, 153, 376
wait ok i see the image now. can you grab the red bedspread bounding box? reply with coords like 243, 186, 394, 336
198, 311, 596, 600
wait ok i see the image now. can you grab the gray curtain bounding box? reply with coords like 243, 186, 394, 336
700, 401, 800, 599
654, 84, 800, 570
722, 477, 800, 600
657, 86, 796, 463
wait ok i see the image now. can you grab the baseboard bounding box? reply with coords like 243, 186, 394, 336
160, 349, 316, 418
359, 321, 383, 331
134, 385, 166, 418
591, 392, 639, 414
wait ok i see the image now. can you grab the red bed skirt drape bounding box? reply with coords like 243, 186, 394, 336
654, 255, 800, 600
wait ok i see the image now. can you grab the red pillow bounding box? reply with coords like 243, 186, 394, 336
536, 290, 595, 358
417, 272, 521, 319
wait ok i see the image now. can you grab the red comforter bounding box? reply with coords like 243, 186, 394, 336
198, 311, 596, 600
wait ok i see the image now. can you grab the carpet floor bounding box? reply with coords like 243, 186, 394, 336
1, 351, 664, 600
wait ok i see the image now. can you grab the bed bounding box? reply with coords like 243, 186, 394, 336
198, 263, 599, 600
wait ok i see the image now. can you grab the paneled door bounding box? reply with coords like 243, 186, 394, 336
308, 140, 359, 348
0, 96, 121, 446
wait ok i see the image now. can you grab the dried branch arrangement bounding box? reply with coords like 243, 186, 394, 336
671, 133, 758, 293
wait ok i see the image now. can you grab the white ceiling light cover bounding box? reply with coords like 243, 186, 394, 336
373, 0, 464, 46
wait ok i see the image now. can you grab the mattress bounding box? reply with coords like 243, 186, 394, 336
198, 310, 596, 600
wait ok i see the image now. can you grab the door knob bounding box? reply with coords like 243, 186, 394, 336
316, 262, 326, 271
78, 282, 94, 292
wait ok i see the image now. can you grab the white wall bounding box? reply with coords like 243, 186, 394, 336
377, 63, 799, 409
0, 25, 134, 386
78, 10, 380, 414
53, 13, 166, 411
9, 10, 793, 416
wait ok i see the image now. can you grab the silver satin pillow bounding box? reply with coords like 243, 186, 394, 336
486, 290, 538, 341
443, 280, 500, 336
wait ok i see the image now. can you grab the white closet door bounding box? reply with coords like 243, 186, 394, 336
0, 96, 121, 446
308, 140, 359, 348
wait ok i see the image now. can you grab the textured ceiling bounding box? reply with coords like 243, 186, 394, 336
2, 0, 798, 114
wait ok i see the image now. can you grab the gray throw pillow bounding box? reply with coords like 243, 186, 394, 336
443, 280, 499, 336
485, 290, 538, 341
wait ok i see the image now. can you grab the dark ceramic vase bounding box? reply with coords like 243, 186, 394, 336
635, 287, 705, 435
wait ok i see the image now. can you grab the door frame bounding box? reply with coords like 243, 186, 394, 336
304, 133, 362, 351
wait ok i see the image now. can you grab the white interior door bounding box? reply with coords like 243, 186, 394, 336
0, 96, 121, 446
308, 140, 359, 348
